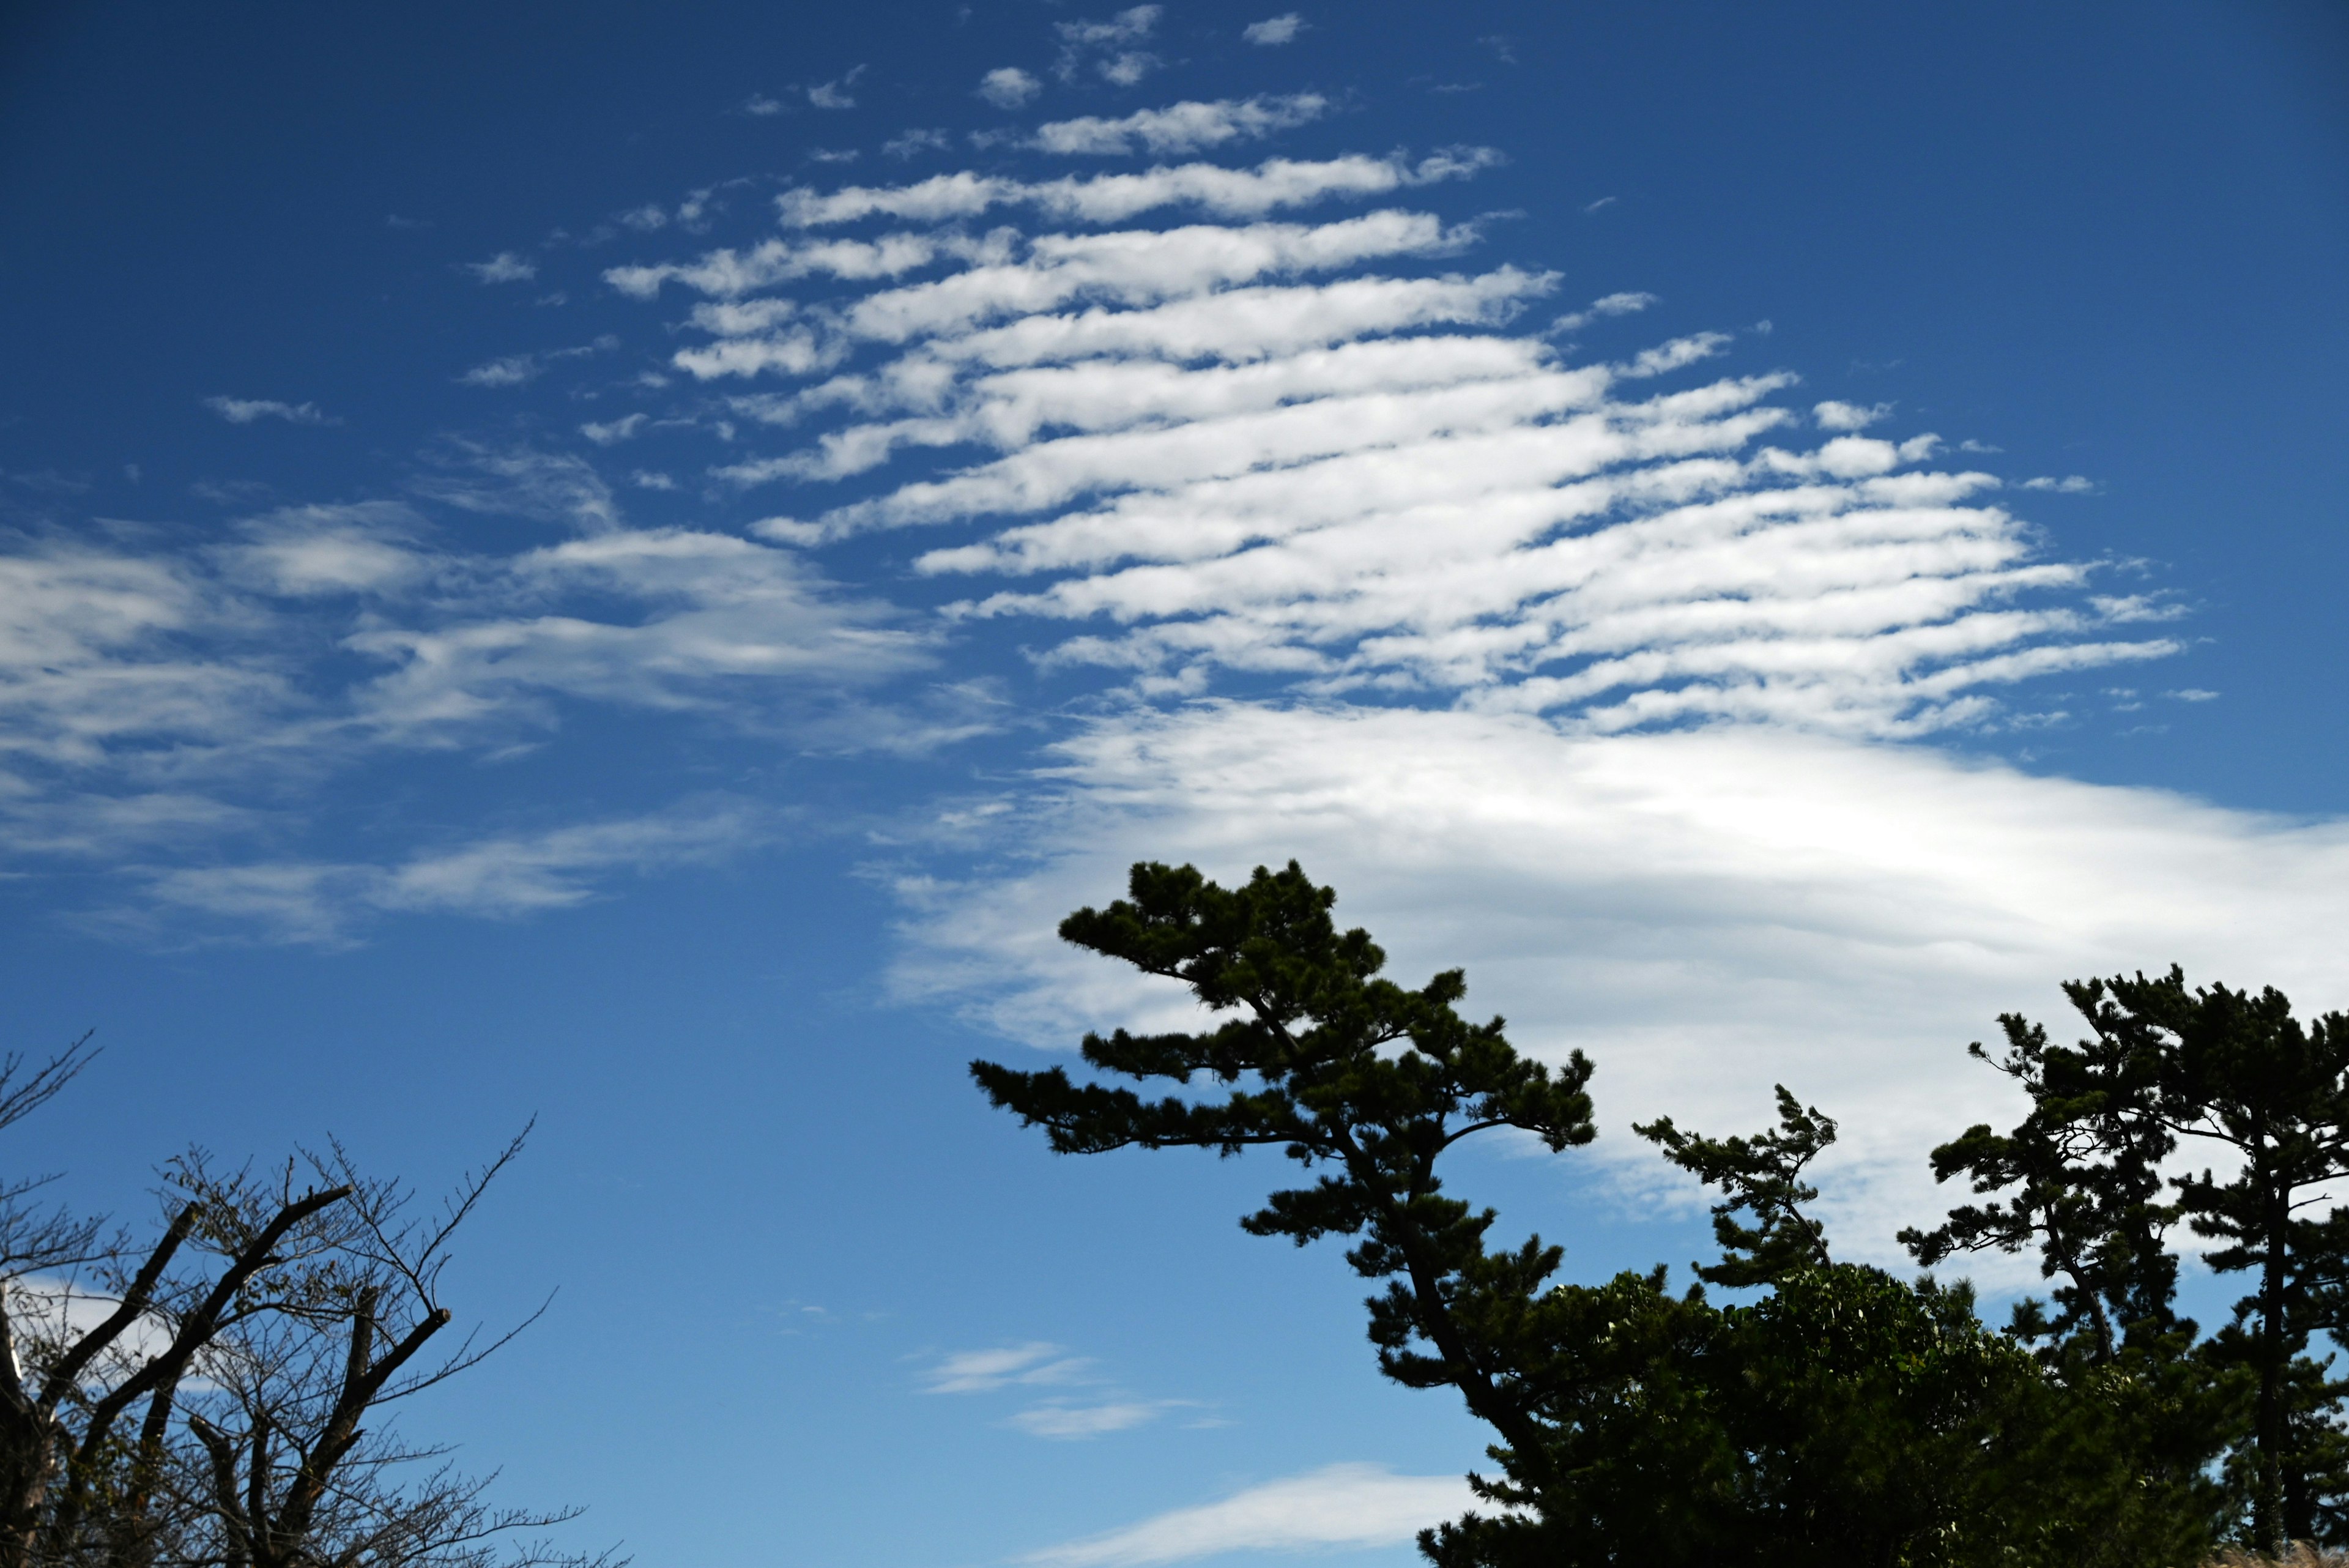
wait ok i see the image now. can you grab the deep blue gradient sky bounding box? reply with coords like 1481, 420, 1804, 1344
3, 4, 2346, 1565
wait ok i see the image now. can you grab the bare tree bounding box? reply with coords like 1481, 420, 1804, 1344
0, 1047, 618, 1568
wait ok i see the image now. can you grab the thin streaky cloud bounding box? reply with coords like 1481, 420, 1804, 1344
922, 1342, 1094, 1394
128, 795, 774, 946
202, 396, 335, 426
1007, 1401, 1169, 1439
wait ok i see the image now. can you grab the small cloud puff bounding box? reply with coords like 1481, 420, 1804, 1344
1814, 399, 1893, 432
1056, 5, 1160, 85
2022, 474, 2099, 493
744, 93, 785, 116
459, 356, 538, 388
1242, 13, 1306, 44
203, 396, 336, 426
580, 414, 648, 445
464, 251, 538, 284
807, 65, 867, 110
978, 67, 1042, 109
885, 128, 954, 159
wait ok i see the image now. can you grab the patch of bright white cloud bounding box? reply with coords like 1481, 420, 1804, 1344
1242, 13, 1307, 45
1814, 399, 1892, 431
924, 1342, 1093, 1394
979, 67, 1043, 109
202, 396, 332, 426
222, 502, 431, 598
1022, 1463, 1474, 1568
1031, 95, 1328, 157
601, 155, 2170, 734
464, 251, 538, 284
888, 704, 2349, 1271
2023, 475, 2098, 493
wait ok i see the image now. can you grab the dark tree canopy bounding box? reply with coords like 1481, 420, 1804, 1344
972, 859, 1597, 1462
974, 861, 2251, 1568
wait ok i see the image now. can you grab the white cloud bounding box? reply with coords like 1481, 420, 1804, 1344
0, 542, 288, 772
1007, 1401, 1167, 1438
459, 355, 540, 388
1031, 95, 1328, 157
682, 212, 1481, 394
1814, 399, 1893, 431
1022, 1464, 1474, 1568
883, 127, 954, 159
136, 797, 770, 944
463, 251, 538, 284
775, 152, 1496, 229
580, 414, 649, 445
922, 1342, 1093, 1394
220, 502, 432, 598
978, 67, 1042, 110
806, 65, 867, 110
601, 155, 2165, 737
202, 396, 333, 426
1241, 14, 1307, 45
1056, 6, 1163, 86
890, 704, 2349, 1266
1549, 289, 1655, 333
744, 93, 784, 116
342, 526, 935, 738
2022, 474, 2098, 493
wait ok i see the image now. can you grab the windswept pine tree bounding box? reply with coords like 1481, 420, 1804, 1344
973, 860, 2331, 1568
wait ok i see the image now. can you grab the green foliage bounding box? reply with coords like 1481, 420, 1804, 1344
1635, 1085, 1835, 1288
1911, 967, 2349, 1551
973, 860, 1596, 1455
973, 861, 2290, 1568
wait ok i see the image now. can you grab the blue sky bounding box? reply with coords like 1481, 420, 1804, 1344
2, 2, 2345, 1563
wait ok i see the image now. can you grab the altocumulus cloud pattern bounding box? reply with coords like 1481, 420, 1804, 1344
9, 87, 2348, 1273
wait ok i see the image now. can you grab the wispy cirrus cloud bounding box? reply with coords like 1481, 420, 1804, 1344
1023, 1464, 1474, 1567
124, 795, 773, 945
921, 1342, 1093, 1394
202, 396, 335, 426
